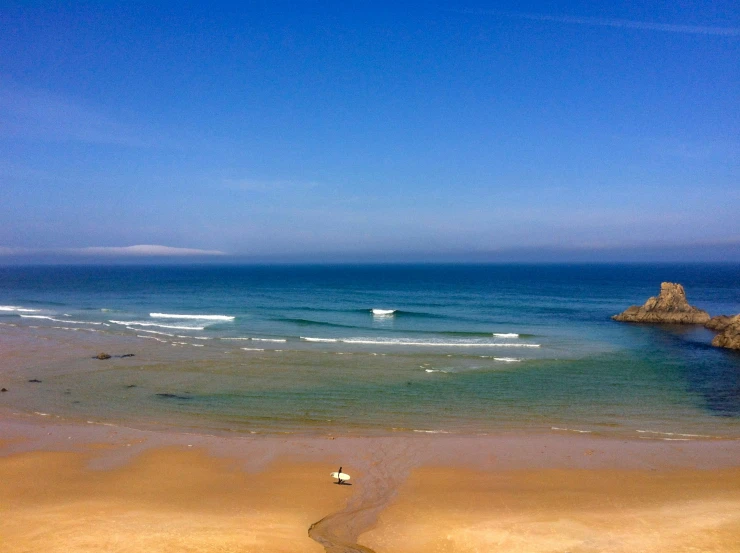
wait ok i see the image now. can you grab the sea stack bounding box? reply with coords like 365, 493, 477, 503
612, 282, 710, 324
708, 314, 740, 350
705, 315, 737, 332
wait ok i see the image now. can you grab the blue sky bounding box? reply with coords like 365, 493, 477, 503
1, 1, 738, 262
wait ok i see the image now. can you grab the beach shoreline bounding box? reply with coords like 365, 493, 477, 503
2, 263, 740, 551
2, 412, 740, 552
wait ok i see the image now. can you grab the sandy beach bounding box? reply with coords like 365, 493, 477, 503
2, 412, 740, 553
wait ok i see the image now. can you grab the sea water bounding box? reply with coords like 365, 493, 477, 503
1, 264, 739, 438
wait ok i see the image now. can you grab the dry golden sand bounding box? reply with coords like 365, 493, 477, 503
361, 466, 740, 553
2, 442, 740, 553
0, 447, 350, 553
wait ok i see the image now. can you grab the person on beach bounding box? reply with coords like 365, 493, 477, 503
337, 467, 344, 485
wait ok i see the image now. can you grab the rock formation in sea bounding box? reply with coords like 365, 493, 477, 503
706, 315, 736, 331
710, 314, 740, 350
612, 282, 710, 324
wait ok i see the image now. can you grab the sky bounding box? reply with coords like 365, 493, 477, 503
1, 1, 738, 263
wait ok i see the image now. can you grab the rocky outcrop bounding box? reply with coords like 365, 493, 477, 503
711, 315, 740, 350
612, 282, 710, 324
95, 353, 112, 360
706, 315, 736, 331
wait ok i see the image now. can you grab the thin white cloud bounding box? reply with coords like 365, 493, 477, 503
0, 245, 226, 257
0, 81, 174, 147
461, 9, 740, 36
69, 245, 226, 256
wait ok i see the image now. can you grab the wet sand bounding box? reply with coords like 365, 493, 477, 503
2, 414, 740, 552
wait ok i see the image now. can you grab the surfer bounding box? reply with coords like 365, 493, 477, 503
336, 466, 344, 484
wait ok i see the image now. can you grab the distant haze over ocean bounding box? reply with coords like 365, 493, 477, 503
1, 241, 739, 264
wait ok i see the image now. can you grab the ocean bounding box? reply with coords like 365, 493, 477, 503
1, 264, 739, 439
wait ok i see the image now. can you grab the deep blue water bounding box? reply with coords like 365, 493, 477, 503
1, 264, 739, 436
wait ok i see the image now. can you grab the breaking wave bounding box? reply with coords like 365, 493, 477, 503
1, 305, 40, 313
150, 313, 234, 321
110, 320, 205, 331
300, 336, 540, 347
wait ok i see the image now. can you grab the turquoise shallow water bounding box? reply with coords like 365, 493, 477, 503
1, 264, 739, 437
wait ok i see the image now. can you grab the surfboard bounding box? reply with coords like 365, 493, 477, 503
330, 471, 350, 481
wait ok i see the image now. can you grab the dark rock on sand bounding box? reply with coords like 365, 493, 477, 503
612, 282, 710, 324
28, 379, 42, 383
119, 354, 135, 358
1, 388, 7, 392
156, 392, 192, 400
95, 353, 112, 360
711, 315, 740, 351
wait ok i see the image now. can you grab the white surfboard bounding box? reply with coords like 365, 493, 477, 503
330, 471, 350, 481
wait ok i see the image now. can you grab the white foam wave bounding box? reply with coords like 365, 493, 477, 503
636, 430, 714, 438
53, 326, 98, 333
136, 328, 175, 336
137, 335, 168, 342
150, 313, 234, 321
0, 305, 40, 312
220, 337, 251, 340
111, 320, 205, 330
493, 333, 519, 338
299, 336, 538, 347
241, 347, 265, 351
551, 426, 592, 433
425, 369, 451, 373
494, 357, 521, 362
21, 315, 101, 325
341, 338, 539, 347
177, 335, 211, 340
252, 338, 287, 343
372, 309, 396, 316
413, 429, 450, 434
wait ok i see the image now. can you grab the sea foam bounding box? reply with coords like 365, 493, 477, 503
110, 320, 205, 331
1, 305, 39, 312
372, 309, 396, 316
21, 315, 101, 325
493, 333, 519, 338
136, 328, 175, 336
150, 313, 235, 321
299, 337, 540, 347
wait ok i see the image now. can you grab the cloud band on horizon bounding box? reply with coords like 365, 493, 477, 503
0, 245, 226, 257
